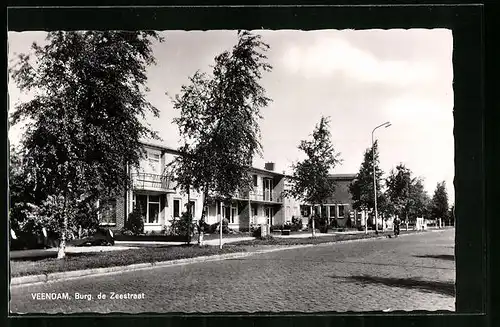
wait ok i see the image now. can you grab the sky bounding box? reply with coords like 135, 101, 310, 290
7, 29, 454, 203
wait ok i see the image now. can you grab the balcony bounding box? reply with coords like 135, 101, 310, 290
234, 189, 283, 203
131, 172, 174, 192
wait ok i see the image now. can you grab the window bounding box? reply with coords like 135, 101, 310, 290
329, 205, 336, 218
189, 200, 196, 217
147, 151, 161, 174
133, 194, 160, 224
338, 205, 345, 217
252, 174, 258, 187
148, 196, 160, 224
173, 199, 181, 218
99, 199, 117, 225
300, 205, 311, 217
252, 205, 258, 217
231, 207, 237, 224
286, 206, 291, 218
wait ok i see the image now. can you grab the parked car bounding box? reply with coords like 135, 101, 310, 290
69, 229, 115, 246
10, 228, 60, 250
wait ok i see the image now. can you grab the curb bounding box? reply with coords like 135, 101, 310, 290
11, 228, 451, 287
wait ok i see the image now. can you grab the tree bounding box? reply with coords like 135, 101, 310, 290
286, 116, 342, 237
9, 31, 163, 258
430, 181, 449, 226
169, 30, 272, 246
385, 164, 428, 229
349, 140, 384, 230
449, 204, 455, 226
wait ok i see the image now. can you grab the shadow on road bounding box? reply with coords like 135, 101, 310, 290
330, 275, 455, 297
414, 254, 455, 261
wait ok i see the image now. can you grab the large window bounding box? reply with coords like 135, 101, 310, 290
148, 195, 160, 224
300, 205, 311, 217
329, 205, 336, 218
147, 151, 161, 174
252, 174, 258, 187
338, 205, 345, 217
252, 205, 258, 217
133, 194, 160, 224
173, 199, 181, 218
189, 200, 196, 217
99, 199, 117, 225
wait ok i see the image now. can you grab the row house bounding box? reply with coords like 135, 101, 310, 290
99, 142, 359, 232
295, 174, 359, 228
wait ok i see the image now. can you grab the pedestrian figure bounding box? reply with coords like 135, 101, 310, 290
393, 216, 401, 237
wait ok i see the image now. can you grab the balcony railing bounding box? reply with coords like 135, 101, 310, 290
131, 172, 173, 191
234, 189, 283, 203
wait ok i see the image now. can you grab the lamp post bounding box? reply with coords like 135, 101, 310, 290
372, 121, 391, 233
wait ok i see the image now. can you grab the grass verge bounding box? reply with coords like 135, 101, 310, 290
10, 244, 248, 278
226, 229, 423, 246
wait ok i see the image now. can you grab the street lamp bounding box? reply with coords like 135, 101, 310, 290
372, 121, 391, 233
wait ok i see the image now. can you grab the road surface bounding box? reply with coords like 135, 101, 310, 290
10, 229, 455, 313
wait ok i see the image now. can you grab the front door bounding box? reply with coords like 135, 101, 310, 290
265, 207, 273, 225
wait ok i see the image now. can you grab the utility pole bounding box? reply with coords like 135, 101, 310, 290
372, 121, 391, 233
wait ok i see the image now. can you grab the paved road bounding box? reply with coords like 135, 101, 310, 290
10, 229, 455, 313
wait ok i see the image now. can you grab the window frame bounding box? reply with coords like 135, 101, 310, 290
173, 198, 181, 219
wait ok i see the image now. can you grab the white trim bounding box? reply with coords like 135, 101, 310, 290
133, 193, 161, 225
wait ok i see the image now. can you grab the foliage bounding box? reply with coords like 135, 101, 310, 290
285, 117, 342, 236
123, 207, 145, 236
430, 181, 450, 221
385, 164, 430, 222
251, 225, 262, 238
291, 216, 303, 232
169, 30, 272, 227
9, 31, 163, 257
349, 140, 385, 214
169, 212, 195, 240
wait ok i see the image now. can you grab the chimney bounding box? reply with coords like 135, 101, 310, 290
264, 162, 275, 171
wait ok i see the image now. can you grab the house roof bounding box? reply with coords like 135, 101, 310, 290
140, 141, 356, 179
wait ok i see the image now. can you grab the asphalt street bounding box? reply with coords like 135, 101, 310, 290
10, 229, 455, 313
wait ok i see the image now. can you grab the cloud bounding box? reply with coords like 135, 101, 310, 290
282, 36, 437, 87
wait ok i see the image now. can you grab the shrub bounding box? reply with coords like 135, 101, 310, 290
169, 211, 195, 238
121, 230, 134, 236
270, 224, 283, 232
123, 208, 144, 235
291, 216, 303, 232
222, 218, 230, 234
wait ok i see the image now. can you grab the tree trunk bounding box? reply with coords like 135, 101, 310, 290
364, 210, 368, 234
219, 200, 223, 249
311, 204, 316, 237
405, 213, 409, 231
57, 196, 68, 259
186, 186, 191, 245
198, 188, 209, 247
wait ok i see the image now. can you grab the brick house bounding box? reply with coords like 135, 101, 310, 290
98, 142, 359, 232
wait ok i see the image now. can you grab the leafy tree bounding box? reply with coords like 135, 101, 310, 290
385, 164, 428, 229
349, 140, 384, 229
408, 177, 431, 220
286, 116, 342, 237
169, 30, 272, 246
9, 31, 163, 258
430, 181, 449, 225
